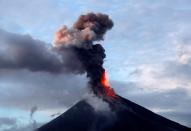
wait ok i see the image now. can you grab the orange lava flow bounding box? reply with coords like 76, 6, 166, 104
100, 70, 116, 98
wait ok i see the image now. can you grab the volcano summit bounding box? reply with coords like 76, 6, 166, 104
38, 95, 189, 131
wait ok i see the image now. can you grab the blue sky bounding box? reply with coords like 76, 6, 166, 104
0, 0, 191, 130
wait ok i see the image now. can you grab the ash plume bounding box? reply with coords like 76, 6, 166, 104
0, 12, 115, 97
53, 12, 115, 97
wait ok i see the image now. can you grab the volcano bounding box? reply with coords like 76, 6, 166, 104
37, 13, 189, 131
37, 95, 189, 131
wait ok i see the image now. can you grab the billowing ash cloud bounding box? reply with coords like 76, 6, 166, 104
53, 12, 113, 47
0, 12, 114, 97
73, 13, 113, 41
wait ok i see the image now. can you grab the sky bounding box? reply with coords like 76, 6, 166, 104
0, 0, 191, 130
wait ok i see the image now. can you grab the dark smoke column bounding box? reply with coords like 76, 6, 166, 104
73, 44, 116, 97
53, 13, 116, 98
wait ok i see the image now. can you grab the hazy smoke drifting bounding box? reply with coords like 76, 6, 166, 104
0, 29, 83, 73
0, 29, 62, 72
30, 106, 38, 130
30, 106, 38, 118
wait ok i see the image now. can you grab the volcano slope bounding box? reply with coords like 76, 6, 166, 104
37, 95, 190, 131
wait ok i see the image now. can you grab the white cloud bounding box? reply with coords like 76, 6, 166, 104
127, 26, 191, 92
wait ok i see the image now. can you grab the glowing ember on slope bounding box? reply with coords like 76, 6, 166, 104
100, 70, 116, 98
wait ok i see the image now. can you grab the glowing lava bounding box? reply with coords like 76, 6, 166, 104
100, 70, 116, 98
